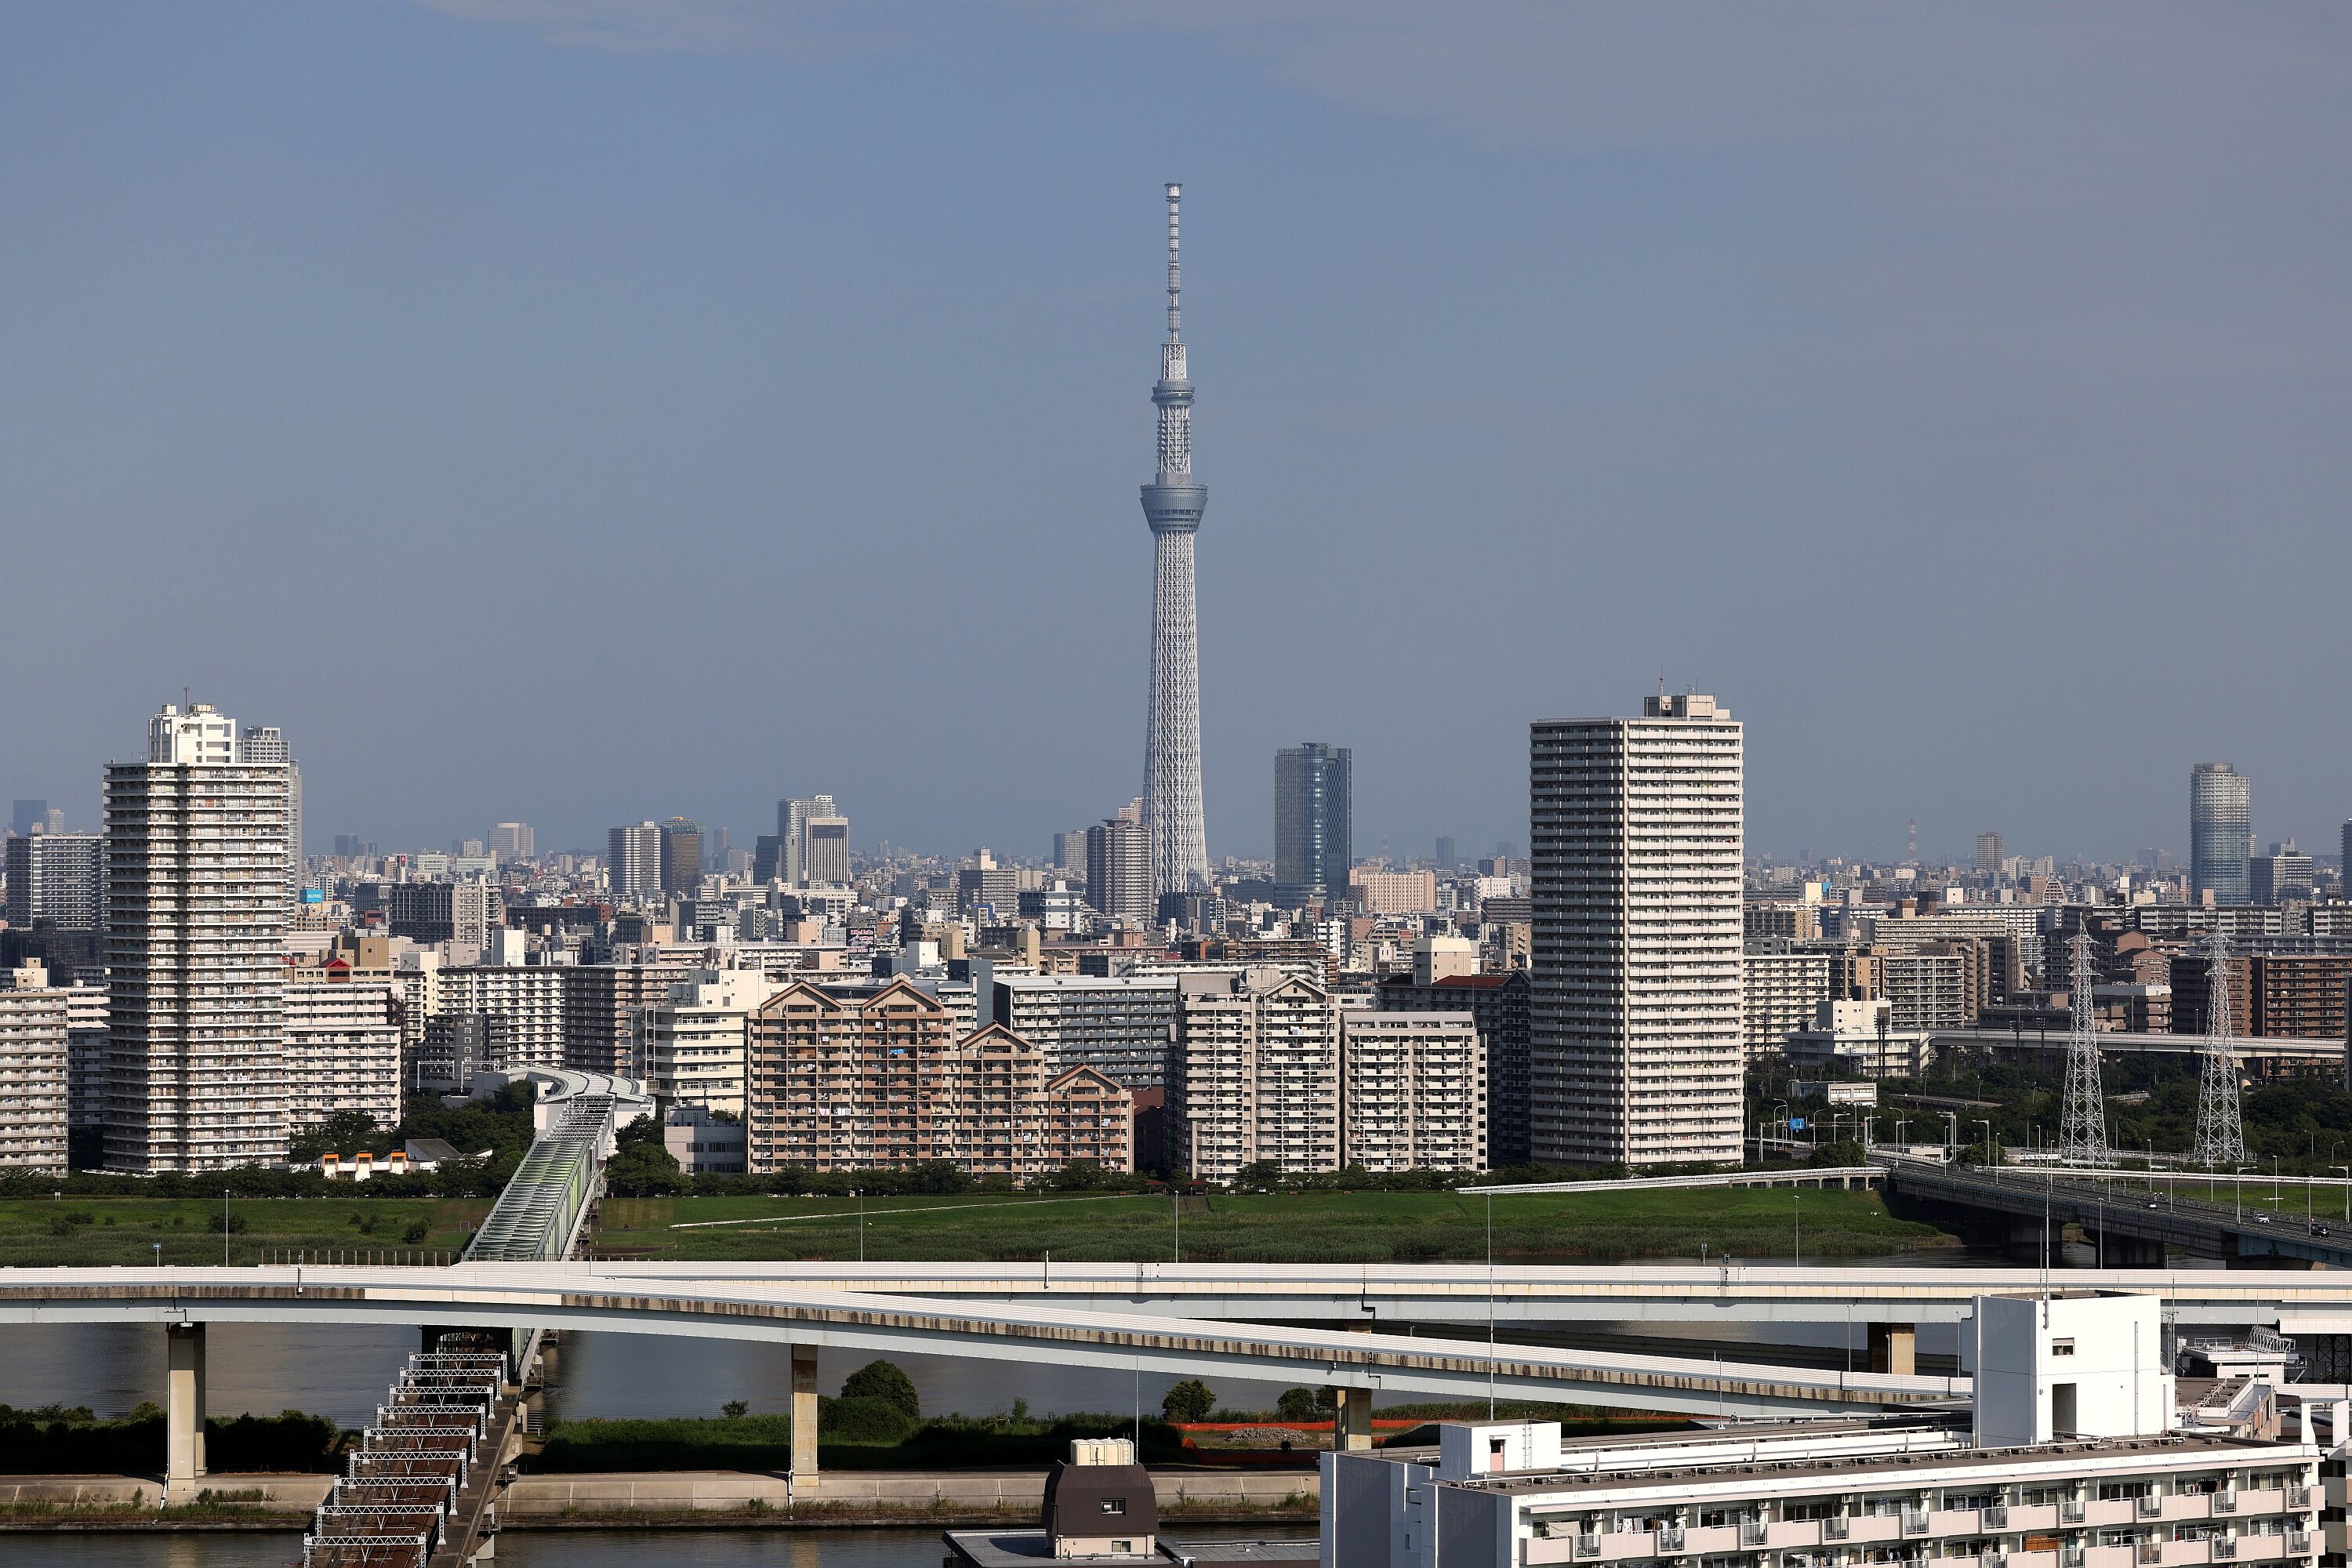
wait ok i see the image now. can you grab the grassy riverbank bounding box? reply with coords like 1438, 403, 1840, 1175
586, 1185, 1953, 1264
0, 1182, 1953, 1268
0, 1196, 492, 1266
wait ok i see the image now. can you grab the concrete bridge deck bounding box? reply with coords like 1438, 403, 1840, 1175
0, 1264, 1959, 1420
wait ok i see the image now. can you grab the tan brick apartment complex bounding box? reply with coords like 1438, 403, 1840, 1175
746, 978, 1133, 1176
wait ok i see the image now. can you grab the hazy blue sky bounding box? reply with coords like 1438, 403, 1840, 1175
5, 3, 2349, 866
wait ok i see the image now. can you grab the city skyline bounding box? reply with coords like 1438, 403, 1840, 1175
5, 7, 2351, 865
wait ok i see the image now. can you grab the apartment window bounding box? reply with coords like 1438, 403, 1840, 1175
2051, 1339, 2076, 1356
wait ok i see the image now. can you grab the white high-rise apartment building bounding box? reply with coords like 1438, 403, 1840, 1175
1170, 968, 1342, 1183
608, 822, 662, 903
105, 702, 289, 1172
1531, 691, 1744, 1167
638, 968, 783, 1116
434, 965, 565, 1069
237, 724, 301, 906
1339, 1012, 1484, 1172
0, 978, 69, 1173
283, 977, 402, 1132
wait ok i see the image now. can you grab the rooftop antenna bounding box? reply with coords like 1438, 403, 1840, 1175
2191, 926, 2247, 1167
2057, 928, 2112, 1165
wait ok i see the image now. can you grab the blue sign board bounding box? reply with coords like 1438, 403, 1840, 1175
1787, 1116, 1806, 1131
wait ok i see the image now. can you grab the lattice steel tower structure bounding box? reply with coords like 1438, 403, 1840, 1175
2192, 925, 2248, 1167
2057, 931, 2112, 1163
1139, 182, 1211, 898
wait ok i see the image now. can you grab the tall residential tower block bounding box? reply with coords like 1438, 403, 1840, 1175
1530, 691, 1744, 1167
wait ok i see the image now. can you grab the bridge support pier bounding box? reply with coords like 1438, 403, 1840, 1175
1331, 1387, 1374, 1452
2091, 1233, 2165, 1268
791, 1345, 819, 1479
165, 1323, 206, 1504
1867, 1323, 1916, 1377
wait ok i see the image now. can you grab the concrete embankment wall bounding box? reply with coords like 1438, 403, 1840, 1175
503, 1468, 1318, 1523
0, 1468, 1319, 1528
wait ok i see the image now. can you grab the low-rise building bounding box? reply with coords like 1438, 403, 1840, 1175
662, 1106, 747, 1175
1322, 1292, 2318, 1568
1783, 998, 1933, 1080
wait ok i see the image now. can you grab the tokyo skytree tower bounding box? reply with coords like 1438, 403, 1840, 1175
1140, 183, 1210, 898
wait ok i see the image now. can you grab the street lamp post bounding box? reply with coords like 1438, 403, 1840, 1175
223, 1189, 230, 1268
2335, 1166, 2351, 1225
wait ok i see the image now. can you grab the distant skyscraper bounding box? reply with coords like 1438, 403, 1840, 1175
776, 795, 839, 885
1531, 691, 1744, 1167
1976, 831, 2003, 875
608, 822, 661, 903
2249, 843, 2314, 906
658, 818, 704, 896
4, 833, 103, 929
1053, 829, 1089, 874
1435, 836, 1457, 871
489, 822, 535, 862
1086, 800, 1152, 926
238, 724, 300, 905
2190, 763, 2252, 905
1273, 743, 1351, 907
801, 815, 851, 885
105, 703, 288, 1172
9, 800, 48, 837
1139, 183, 1210, 900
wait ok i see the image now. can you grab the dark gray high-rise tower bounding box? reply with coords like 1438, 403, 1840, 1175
2190, 762, 2251, 906
1274, 743, 1350, 906
1140, 183, 1210, 900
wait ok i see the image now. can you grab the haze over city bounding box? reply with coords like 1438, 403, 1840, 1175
5, 3, 2350, 863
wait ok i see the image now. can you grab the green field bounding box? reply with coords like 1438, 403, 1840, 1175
586, 1185, 1955, 1265
0, 1196, 492, 1267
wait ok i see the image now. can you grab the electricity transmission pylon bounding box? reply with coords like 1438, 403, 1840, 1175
2191, 925, 2247, 1168
2057, 931, 2111, 1164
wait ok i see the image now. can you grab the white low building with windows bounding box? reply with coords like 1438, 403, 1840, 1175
1323, 1293, 2325, 1568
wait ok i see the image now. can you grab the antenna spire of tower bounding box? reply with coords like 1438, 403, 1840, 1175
1165, 181, 1181, 344
2058, 927, 2112, 1164
2192, 925, 2248, 1167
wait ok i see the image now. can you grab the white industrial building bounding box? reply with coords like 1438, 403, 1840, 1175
1531, 691, 1744, 1167
1323, 1293, 2321, 1568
